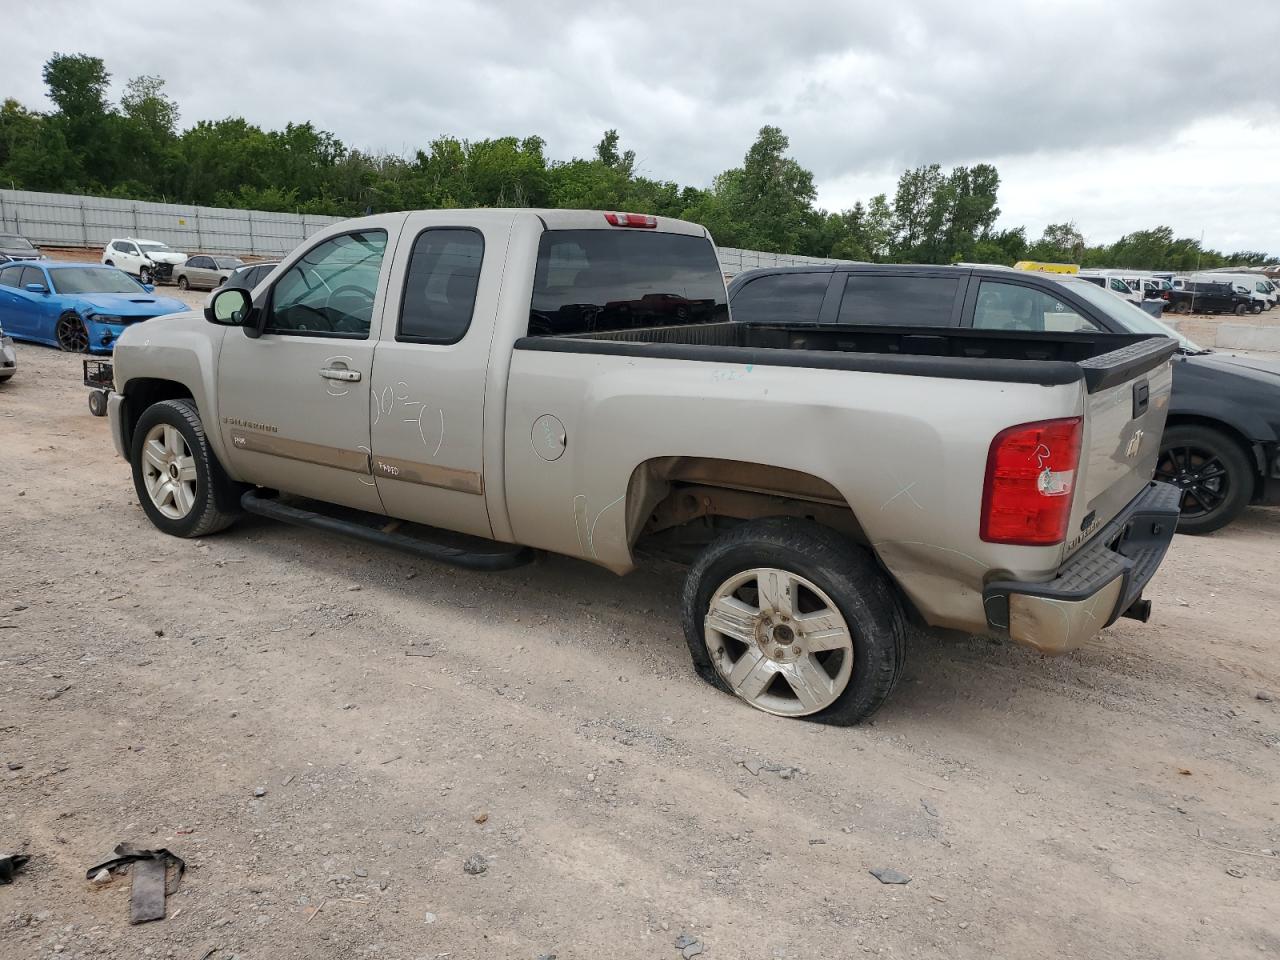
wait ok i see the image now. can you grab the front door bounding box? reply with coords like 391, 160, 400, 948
217, 226, 394, 513
369, 217, 505, 538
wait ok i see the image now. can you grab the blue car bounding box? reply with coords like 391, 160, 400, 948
0, 261, 188, 354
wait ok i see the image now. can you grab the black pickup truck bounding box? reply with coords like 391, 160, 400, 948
729, 263, 1280, 533
1164, 281, 1257, 316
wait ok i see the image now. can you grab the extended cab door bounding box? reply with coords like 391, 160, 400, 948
217, 226, 395, 513
367, 216, 507, 539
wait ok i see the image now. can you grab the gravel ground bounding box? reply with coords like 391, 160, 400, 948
1, 334, 1278, 960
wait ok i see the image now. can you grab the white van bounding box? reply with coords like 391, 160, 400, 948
1077, 270, 1144, 304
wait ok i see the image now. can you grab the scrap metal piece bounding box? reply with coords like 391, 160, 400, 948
85, 844, 186, 924
129, 858, 168, 924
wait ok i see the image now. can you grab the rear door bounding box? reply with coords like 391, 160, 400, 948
368, 217, 506, 539
217, 226, 394, 512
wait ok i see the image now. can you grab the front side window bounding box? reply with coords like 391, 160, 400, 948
1109, 278, 1130, 294
266, 230, 387, 338
528, 230, 727, 336
398, 228, 483, 344
19, 266, 46, 289
731, 272, 828, 324
972, 280, 1100, 333
121, 242, 139, 255
837, 274, 959, 326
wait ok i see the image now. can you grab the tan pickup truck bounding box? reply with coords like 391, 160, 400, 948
104, 209, 1181, 723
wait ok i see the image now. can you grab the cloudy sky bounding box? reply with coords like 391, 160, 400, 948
5, 0, 1279, 253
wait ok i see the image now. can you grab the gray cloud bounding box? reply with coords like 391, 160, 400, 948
5, 0, 1278, 250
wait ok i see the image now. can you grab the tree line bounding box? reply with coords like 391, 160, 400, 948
1, 54, 1271, 269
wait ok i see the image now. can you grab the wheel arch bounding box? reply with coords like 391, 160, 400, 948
626, 456, 868, 553
118, 377, 196, 460
1162, 413, 1265, 499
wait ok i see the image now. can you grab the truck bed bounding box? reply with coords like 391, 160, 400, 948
517, 321, 1176, 391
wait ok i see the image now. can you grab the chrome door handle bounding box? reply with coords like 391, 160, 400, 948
319, 367, 361, 382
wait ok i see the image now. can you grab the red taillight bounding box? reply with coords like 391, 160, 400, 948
603, 212, 657, 228
980, 417, 1083, 546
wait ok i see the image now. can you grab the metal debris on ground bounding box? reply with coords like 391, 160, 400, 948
84, 844, 186, 924
921, 798, 940, 818
1258, 690, 1275, 702
462, 853, 488, 875
870, 867, 911, 885
0, 853, 31, 884
1226, 867, 1246, 878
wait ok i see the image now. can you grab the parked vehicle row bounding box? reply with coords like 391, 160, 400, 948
729, 263, 1280, 532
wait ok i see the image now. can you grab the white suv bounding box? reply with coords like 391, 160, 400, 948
101, 238, 188, 284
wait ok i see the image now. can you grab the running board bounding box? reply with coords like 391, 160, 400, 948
241, 490, 533, 571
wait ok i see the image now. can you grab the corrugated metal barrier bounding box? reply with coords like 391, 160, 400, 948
0, 188, 854, 273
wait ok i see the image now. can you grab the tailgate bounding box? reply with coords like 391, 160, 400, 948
1067, 338, 1178, 557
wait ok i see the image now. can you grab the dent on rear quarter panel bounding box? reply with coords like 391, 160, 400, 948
502, 350, 1078, 633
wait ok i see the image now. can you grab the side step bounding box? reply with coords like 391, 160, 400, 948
241, 490, 533, 571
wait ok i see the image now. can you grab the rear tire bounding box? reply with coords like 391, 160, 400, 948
681, 517, 905, 725
130, 398, 240, 538
177, 275, 189, 291
1155, 424, 1253, 534
140, 265, 153, 285
1235, 304, 1248, 315
87, 389, 108, 417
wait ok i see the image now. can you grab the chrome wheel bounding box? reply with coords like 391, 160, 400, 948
704, 567, 854, 717
141, 423, 198, 520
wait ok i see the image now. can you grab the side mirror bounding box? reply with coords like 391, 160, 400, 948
142, 283, 155, 293
24, 282, 48, 295
205, 287, 253, 330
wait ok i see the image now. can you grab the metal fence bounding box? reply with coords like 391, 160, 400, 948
0, 189, 340, 257
0, 188, 854, 272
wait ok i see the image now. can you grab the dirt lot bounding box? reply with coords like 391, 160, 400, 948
1, 338, 1278, 960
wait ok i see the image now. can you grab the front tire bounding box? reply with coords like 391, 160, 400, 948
681, 517, 905, 725
55, 313, 90, 353
130, 398, 239, 538
1155, 424, 1253, 534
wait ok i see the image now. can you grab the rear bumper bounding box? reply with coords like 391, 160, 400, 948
982, 481, 1181, 654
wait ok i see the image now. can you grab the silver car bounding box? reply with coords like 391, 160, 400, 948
0, 321, 16, 383
174, 255, 244, 291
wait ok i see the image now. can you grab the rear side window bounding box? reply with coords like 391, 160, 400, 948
398, 228, 484, 344
529, 230, 727, 336
837, 274, 959, 326
0, 265, 22, 287
972, 280, 1100, 333
731, 272, 828, 324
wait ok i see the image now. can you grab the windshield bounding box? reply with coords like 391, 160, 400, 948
1057, 277, 1204, 351
214, 256, 243, 269
50, 267, 147, 295
0, 235, 36, 251
138, 241, 171, 253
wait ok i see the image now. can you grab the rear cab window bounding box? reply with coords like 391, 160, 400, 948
836, 273, 962, 326
730, 272, 830, 324
528, 230, 727, 336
